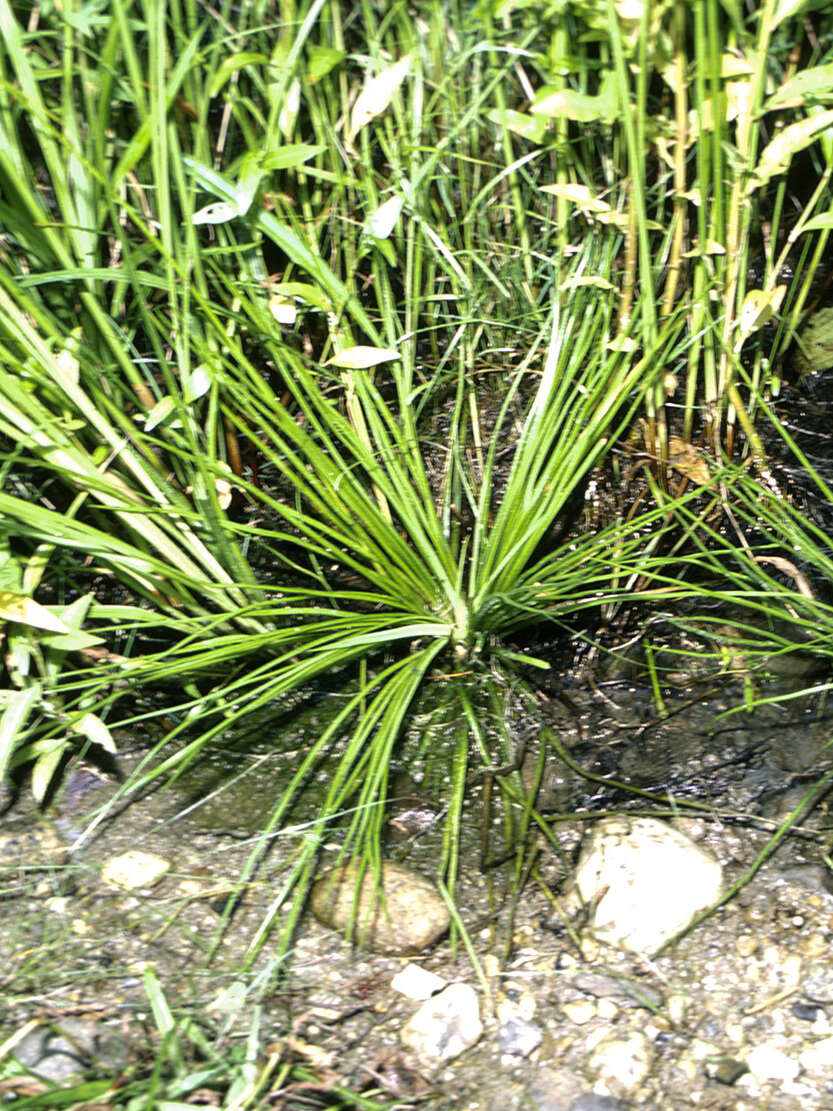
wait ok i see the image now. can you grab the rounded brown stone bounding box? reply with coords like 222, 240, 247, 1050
310, 860, 450, 954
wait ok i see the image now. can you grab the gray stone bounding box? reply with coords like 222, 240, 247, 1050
523, 1067, 584, 1110
11, 1017, 128, 1085
400, 982, 482, 1062
499, 1016, 543, 1057
571, 817, 722, 954
570, 1096, 631, 1111
803, 962, 833, 1004
310, 860, 449, 954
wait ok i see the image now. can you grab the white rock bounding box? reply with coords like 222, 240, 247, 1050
400, 983, 482, 1062
572, 817, 722, 954
745, 1043, 800, 1085
100, 850, 170, 890
391, 963, 446, 1000
587, 1029, 654, 1095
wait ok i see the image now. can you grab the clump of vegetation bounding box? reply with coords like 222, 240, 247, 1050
1, 0, 832, 974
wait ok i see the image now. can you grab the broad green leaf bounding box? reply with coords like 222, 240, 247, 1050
192, 201, 240, 226
0, 545, 22, 592
31, 741, 67, 803
145, 395, 177, 430
307, 45, 345, 84
185, 366, 212, 403
367, 196, 404, 239
208, 52, 268, 99
269, 295, 297, 324
0, 684, 42, 780
268, 282, 334, 314
184, 158, 381, 343
0, 593, 71, 633
540, 183, 612, 213
736, 286, 786, 346
487, 108, 547, 143
752, 109, 833, 189
540, 184, 660, 229
773, 0, 810, 25
325, 346, 401, 369
799, 213, 833, 233
71, 712, 117, 754
262, 144, 326, 170
350, 55, 412, 140
532, 71, 618, 124
763, 64, 833, 112
39, 628, 105, 651
235, 152, 266, 213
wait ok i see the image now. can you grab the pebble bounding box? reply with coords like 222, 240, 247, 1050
706, 1056, 748, 1085
570, 817, 723, 954
562, 999, 597, 1024
498, 1016, 543, 1057
735, 934, 758, 957
391, 963, 446, 1000
666, 992, 690, 1026
310, 861, 450, 954
803, 962, 833, 1004
100, 850, 170, 890
570, 1096, 632, 1110
744, 1042, 800, 1085
400, 983, 482, 1062
523, 1066, 583, 1111
10, 1017, 129, 1085
799, 1034, 833, 1075
586, 1029, 654, 1095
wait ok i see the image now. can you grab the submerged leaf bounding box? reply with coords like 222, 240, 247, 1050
794, 306, 833, 375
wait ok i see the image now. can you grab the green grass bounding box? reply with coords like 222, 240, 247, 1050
1, 0, 832, 1003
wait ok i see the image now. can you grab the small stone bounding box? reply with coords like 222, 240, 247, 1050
803, 963, 833, 1004
562, 999, 597, 1024
570, 818, 722, 954
391, 963, 446, 1000
11, 1017, 129, 1086
310, 861, 450, 954
791, 1001, 823, 1023
499, 1016, 543, 1057
100, 850, 169, 890
799, 1035, 833, 1075
800, 932, 828, 959
735, 934, 758, 957
587, 1030, 654, 1095
570, 1096, 632, 1111
706, 1056, 748, 1085
400, 983, 482, 1062
524, 1067, 584, 1111
744, 1043, 799, 1085
596, 998, 618, 1021
666, 992, 690, 1026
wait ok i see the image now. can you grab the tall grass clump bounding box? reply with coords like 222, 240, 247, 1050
1, 0, 832, 959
